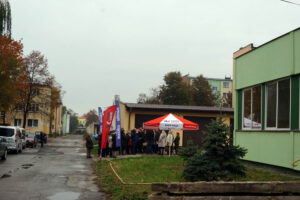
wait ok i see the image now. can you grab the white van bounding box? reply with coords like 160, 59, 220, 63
0, 126, 23, 153
20, 128, 26, 149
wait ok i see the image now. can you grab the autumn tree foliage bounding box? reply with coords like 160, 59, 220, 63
85, 109, 98, 127
192, 75, 218, 106
0, 35, 23, 119
159, 72, 194, 105
137, 72, 217, 106
49, 85, 63, 133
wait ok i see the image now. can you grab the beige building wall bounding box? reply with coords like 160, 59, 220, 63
78, 117, 86, 127
119, 102, 233, 147
5, 86, 61, 135
51, 104, 62, 135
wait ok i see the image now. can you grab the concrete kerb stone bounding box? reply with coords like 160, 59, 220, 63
151, 181, 300, 194
150, 181, 300, 200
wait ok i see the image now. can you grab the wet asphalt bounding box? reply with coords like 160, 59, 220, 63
0, 135, 106, 200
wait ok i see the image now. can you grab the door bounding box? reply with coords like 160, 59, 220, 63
183, 116, 215, 148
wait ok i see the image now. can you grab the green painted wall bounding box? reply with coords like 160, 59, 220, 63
235, 32, 297, 90
235, 131, 296, 169
234, 28, 300, 171
294, 132, 300, 170
294, 30, 300, 74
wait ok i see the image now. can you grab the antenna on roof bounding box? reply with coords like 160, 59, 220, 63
280, 0, 300, 6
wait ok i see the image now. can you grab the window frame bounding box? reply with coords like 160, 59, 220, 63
265, 78, 291, 131
223, 93, 228, 99
27, 119, 38, 128
14, 119, 22, 127
28, 104, 39, 112
242, 85, 262, 130
223, 82, 229, 88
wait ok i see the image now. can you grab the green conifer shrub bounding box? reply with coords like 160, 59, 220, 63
178, 140, 198, 161
183, 119, 247, 181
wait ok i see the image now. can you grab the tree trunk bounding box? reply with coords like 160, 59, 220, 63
23, 110, 27, 128
2, 112, 6, 125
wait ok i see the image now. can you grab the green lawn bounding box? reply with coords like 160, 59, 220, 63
94, 156, 300, 200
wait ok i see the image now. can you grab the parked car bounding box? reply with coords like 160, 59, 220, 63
0, 137, 8, 160
20, 128, 26, 149
35, 131, 47, 143
25, 133, 37, 148
0, 126, 22, 153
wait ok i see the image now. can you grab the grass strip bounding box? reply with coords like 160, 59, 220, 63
93, 152, 300, 199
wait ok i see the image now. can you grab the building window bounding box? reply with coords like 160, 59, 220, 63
212, 87, 218, 94
223, 82, 229, 88
266, 79, 290, 129
28, 119, 38, 127
28, 104, 39, 112
15, 104, 23, 111
223, 93, 228, 99
243, 85, 261, 129
31, 88, 40, 96
14, 119, 22, 127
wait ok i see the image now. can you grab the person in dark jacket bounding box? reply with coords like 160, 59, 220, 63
137, 129, 144, 153
131, 129, 138, 154
97, 131, 102, 157
125, 131, 130, 154
86, 134, 93, 158
154, 130, 160, 154
112, 133, 116, 157
174, 132, 180, 155
121, 129, 126, 155
40, 132, 44, 148
145, 130, 154, 154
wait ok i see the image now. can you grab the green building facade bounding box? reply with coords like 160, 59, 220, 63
234, 27, 300, 170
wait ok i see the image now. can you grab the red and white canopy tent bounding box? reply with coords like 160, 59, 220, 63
143, 113, 198, 157
143, 113, 199, 130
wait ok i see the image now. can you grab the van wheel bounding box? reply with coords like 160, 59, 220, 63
1, 149, 7, 160
18, 145, 22, 153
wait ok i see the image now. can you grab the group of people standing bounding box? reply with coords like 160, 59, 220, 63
86, 128, 181, 158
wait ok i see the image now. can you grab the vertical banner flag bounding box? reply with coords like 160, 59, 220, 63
98, 107, 103, 133
101, 105, 116, 150
115, 100, 121, 147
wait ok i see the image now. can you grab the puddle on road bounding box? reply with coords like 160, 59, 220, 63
76, 169, 88, 172
22, 163, 34, 169
47, 192, 80, 200
72, 164, 85, 169
78, 153, 86, 156
1, 173, 11, 178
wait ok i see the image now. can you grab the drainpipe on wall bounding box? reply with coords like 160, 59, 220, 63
128, 108, 132, 131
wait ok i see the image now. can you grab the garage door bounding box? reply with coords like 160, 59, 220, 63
183, 116, 215, 148
135, 114, 163, 129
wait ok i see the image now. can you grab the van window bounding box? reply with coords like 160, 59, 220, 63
0, 128, 14, 137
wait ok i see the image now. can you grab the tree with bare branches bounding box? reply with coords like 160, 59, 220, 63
16, 50, 56, 128
85, 109, 98, 127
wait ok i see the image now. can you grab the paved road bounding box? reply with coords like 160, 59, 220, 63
0, 135, 106, 200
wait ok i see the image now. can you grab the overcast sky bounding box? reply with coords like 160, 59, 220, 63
9, 0, 300, 115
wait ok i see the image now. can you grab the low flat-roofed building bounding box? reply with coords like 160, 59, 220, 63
234, 27, 300, 171
119, 102, 234, 147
